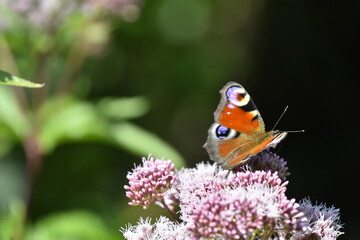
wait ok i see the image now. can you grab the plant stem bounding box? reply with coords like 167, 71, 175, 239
160, 199, 178, 222
262, 228, 274, 240
32, 51, 51, 111
23, 135, 43, 222
56, 31, 87, 95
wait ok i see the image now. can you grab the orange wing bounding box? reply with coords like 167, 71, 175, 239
213, 82, 265, 135
219, 104, 260, 134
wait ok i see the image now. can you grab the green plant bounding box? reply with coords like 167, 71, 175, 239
0, 2, 185, 239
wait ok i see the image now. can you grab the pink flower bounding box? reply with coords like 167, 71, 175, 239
229, 171, 307, 233
121, 216, 191, 240
179, 167, 307, 239
188, 190, 263, 239
295, 198, 344, 240
171, 163, 228, 222
122, 156, 343, 240
1, 0, 78, 31
85, 0, 141, 22
279, 198, 308, 233
227, 169, 287, 191
124, 156, 175, 209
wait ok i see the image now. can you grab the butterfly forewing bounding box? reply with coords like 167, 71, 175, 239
214, 82, 266, 135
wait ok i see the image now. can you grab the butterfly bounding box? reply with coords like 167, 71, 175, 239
203, 82, 287, 169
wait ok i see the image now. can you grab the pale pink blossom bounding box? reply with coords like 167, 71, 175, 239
124, 156, 175, 209
122, 156, 343, 240
121, 216, 190, 240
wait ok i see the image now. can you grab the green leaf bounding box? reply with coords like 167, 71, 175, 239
0, 85, 29, 156
25, 211, 118, 240
38, 97, 110, 153
111, 122, 186, 168
0, 70, 44, 88
38, 96, 186, 168
0, 86, 29, 142
0, 200, 26, 240
98, 96, 150, 120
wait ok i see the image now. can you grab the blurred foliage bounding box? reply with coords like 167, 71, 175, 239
111, 122, 184, 167
0, 0, 192, 239
157, 0, 210, 44
0, 86, 29, 142
25, 210, 118, 240
0, 200, 26, 240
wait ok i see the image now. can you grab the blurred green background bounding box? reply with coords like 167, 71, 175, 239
0, 0, 358, 239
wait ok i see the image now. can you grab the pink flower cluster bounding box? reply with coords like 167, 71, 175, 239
85, 0, 142, 22
184, 168, 307, 239
172, 163, 228, 220
228, 169, 286, 189
124, 156, 175, 209
188, 191, 263, 239
122, 156, 343, 240
122, 216, 190, 240
0, 0, 142, 32
297, 198, 343, 239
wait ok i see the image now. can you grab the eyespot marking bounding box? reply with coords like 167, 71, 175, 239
226, 86, 250, 107
225, 85, 257, 114
216, 125, 230, 139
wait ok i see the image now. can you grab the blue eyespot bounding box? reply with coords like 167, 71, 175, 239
226, 86, 241, 100
216, 125, 230, 139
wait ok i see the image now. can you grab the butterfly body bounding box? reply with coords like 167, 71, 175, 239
204, 82, 287, 169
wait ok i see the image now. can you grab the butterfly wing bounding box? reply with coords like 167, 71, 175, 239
204, 122, 254, 166
214, 82, 266, 134
204, 82, 287, 169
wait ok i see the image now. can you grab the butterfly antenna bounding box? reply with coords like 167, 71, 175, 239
286, 130, 305, 133
271, 106, 288, 131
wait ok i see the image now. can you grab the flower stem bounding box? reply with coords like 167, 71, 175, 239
160, 199, 178, 222
261, 228, 274, 240
23, 136, 43, 222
